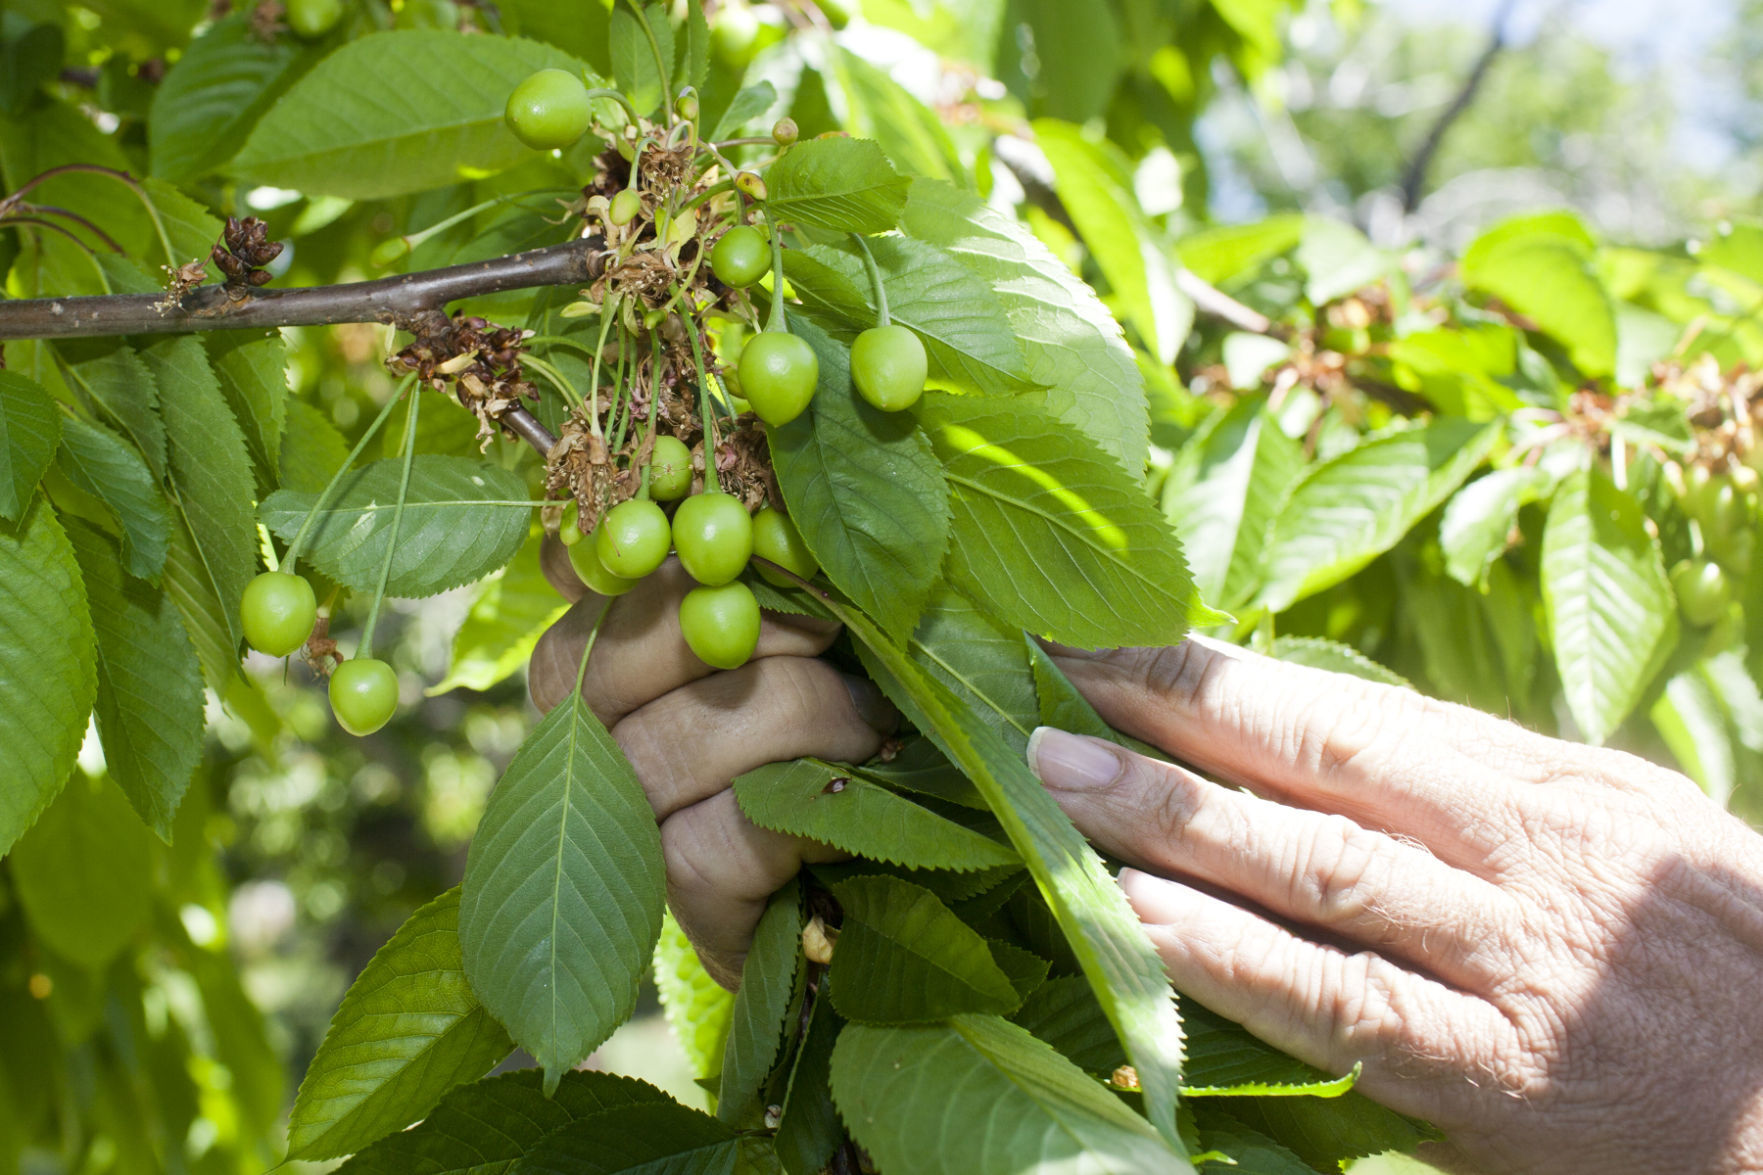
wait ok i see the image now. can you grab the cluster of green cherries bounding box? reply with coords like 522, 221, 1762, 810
239, 569, 398, 737
1670, 460, 1757, 628
560, 452, 818, 670
505, 67, 933, 425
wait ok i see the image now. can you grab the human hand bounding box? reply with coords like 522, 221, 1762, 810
1029, 636, 1763, 1175
528, 543, 896, 988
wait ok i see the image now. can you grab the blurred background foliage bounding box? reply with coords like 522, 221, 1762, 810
1, 0, 1759, 1172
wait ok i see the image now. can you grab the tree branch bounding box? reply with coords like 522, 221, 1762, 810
0, 236, 611, 340
0, 237, 611, 456
1399, 0, 1518, 214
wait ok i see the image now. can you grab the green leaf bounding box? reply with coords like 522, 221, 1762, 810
0, 370, 59, 522
654, 911, 735, 1082
458, 690, 665, 1092
1176, 215, 1305, 287
1438, 466, 1554, 587
1034, 119, 1190, 364
1295, 218, 1392, 306
1161, 399, 1305, 610
57, 340, 167, 480
431, 527, 570, 694
279, 398, 351, 493
1217, 1098, 1430, 1171
718, 882, 803, 1126
515, 1099, 741, 1175
1258, 419, 1498, 612
709, 81, 777, 140
784, 236, 1035, 396
148, 13, 314, 181
1182, 1003, 1354, 1098
610, 0, 673, 115
9, 774, 153, 968
288, 887, 515, 1160
1028, 639, 1124, 745
1192, 1113, 1320, 1175
768, 318, 949, 641
830, 601, 1186, 1148
335, 1069, 673, 1175
1461, 215, 1616, 379
1011, 976, 1128, 1074
205, 330, 290, 490
827, 876, 1021, 1023
828, 47, 964, 185
1001, 0, 1122, 122
775, 994, 842, 1175
0, 502, 96, 856
733, 758, 1017, 871
232, 31, 596, 199
260, 454, 531, 598
765, 137, 908, 233
901, 179, 1150, 475
65, 522, 204, 842
1270, 637, 1410, 689
1542, 468, 1676, 744
919, 392, 1212, 647
56, 417, 172, 582
682, 0, 710, 90
910, 587, 1040, 749
145, 335, 256, 663
162, 514, 242, 693
830, 1016, 1185, 1173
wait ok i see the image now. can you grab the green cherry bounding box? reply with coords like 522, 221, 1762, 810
679, 582, 761, 670
752, 507, 817, 588
505, 69, 592, 151
1672, 558, 1733, 627
850, 324, 928, 412
738, 331, 819, 427
649, 435, 694, 501
330, 658, 399, 737
569, 539, 642, 597
711, 225, 770, 288
286, 0, 345, 38
610, 188, 642, 226
241, 571, 318, 657
672, 492, 753, 586
595, 498, 672, 579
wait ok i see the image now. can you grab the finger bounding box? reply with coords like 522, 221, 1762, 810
529, 560, 842, 720
614, 655, 892, 820
660, 789, 844, 988
1028, 728, 1514, 988
539, 535, 586, 603
1052, 639, 1531, 860
1119, 869, 1513, 1127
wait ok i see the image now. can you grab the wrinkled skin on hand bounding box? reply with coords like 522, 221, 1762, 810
529, 540, 895, 988
1030, 637, 1763, 1175
529, 543, 1763, 1171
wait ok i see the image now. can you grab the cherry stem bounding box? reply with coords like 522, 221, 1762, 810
586, 298, 618, 439
853, 234, 890, 328
358, 384, 421, 659
685, 316, 721, 495
765, 209, 787, 332
281, 374, 414, 575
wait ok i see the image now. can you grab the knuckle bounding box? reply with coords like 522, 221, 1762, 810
1137, 641, 1221, 709
1295, 816, 1382, 925
612, 710, 692, 817
1326, 953, 1405, 1053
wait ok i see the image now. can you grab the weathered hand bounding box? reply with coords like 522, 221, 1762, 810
1030, 636, 1763, 1175
528, 543, 895, 988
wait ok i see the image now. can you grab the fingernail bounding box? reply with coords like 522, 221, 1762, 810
1026, 726, 1123, 791
841, 674, 900, 735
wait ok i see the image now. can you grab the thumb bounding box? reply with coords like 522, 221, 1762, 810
1026, 726, 1189, 864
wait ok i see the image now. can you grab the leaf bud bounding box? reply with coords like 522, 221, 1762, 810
734, 170, 767, 201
